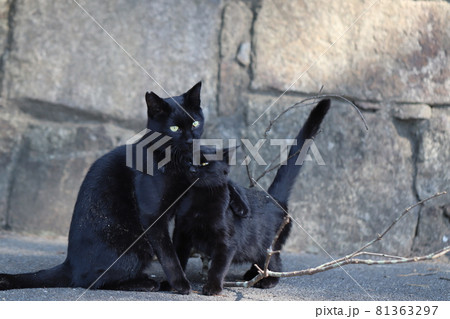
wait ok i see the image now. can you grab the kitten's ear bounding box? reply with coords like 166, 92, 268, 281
184, 81, 202, 110
222, 145, 240, 163
145, 91, 171, 117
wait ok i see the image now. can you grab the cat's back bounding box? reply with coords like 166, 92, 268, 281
70, 145, 136, 228
246, 188, 282, 214
77, 145, 136, 192
86, 145, 129, 179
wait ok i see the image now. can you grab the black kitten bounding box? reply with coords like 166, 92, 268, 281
172, 99, 330, 295
0, 83, 206, 293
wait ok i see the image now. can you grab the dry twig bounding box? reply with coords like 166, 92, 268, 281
253, 141, 310, 184
263, 94, 369, 138
244, 156, 255, 187
224, 191, 449, 288
246, 94, 368, 187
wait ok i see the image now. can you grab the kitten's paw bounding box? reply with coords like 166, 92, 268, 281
171, 279, 191, 295
202, 281, 222, 296
243, 267, 259, 281
255, 277, 279, 289
158, 280, 172, 291
138, 278, 160, 292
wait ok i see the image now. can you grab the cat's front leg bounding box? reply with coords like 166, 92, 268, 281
203, 242, 236, 296
144, 215, 191, 295
173, 223, 193, 271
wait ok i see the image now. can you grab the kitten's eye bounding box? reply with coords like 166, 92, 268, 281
200, 162, 209, 166
169, 126, 180, 132
192, 121, 200, 128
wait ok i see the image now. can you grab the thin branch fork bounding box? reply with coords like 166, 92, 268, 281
262, 216, 290, 276
253, 139, 312, 184
224, 191, 448, 288
249, 246, 450, 280
347, 191, 447, 258
245, 156, 255, 187
263, 94, 369, 138
225, 216, 290, 288
245, 93, 369, 187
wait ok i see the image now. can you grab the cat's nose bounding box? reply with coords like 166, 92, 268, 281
185, 133, 193, 144
189, 166, 197, 173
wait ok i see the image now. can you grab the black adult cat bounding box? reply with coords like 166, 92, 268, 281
173, 99, 330, 295
0, 83, 210, 294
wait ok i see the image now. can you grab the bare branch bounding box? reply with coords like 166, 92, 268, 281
262, 216, 290, 276
263, 94, 369, 138
254, 143, 306, 183
224, 246, 450, 288
224, 191, 449, 288
244, 156, 255, 188
224, 216, 290, 288
255, 246, 450, 279
254, 94, 366, 184
349, 191, 447, 257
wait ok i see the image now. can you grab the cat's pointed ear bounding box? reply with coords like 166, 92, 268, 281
184, 81, 202, 110
145, 91, 171, 117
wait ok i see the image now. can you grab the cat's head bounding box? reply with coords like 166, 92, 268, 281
145, 82, 204, 155
185, 146, 236, 188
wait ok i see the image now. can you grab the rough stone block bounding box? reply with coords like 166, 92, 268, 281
0, 0, 11, 96
217, 0, 253, 116
3, 0, 221, 121
252, 0, 450, 104
0, 0, 9, 52
416, 107, 450, 206
7, 122, 134, 236
393, 104, 432, 120
241, 94, 417, 255
414, 106, 450, 254
0, 113, 21, 228
413, 205, 450, 256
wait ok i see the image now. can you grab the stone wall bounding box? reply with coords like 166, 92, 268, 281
0, 0, 448, 256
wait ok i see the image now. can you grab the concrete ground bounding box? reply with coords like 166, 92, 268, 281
0, 231, 448, 301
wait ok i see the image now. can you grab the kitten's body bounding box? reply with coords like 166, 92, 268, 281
174, 178, 290, 295
173, 100, 331, 295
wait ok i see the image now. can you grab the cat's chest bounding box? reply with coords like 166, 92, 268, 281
182, 205, 223, 237
188, 214, 220, 253
188, 209, 215, 229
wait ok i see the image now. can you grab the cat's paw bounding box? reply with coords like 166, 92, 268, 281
202, 281, 222, 296
0, 275, 11, 290
171, 278, 191, 295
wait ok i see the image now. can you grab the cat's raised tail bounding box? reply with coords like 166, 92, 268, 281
267, 99, 330, 207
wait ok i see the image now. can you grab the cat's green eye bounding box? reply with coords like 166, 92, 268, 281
169, 126, 180, 132
192, 121, 200, 128
200, 162, 209, 166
